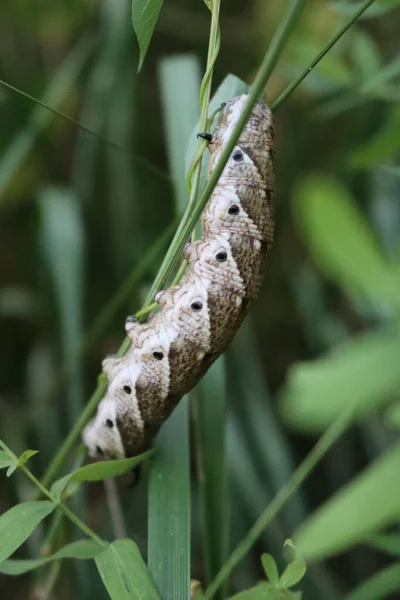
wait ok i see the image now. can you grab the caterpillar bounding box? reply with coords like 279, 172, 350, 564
83, 95, 275, 460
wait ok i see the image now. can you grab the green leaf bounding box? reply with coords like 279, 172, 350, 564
345, 562, 400, 600
261, 554, 280, 586
196, 357, 229, 595
279, 558, 307, 589
280, 332, 400, 432
95, 539, 160, 599
0, 37, 92, 205
294, 176, 398, 312
385, 400, 400, 429
132, 0, 164, 71
0, 451, 12, 469
159, 55, 201, 213
352, 30, 381, 81
294, 442, 400, 560
363, 532, 400, 556
381, 165, 400, 177
18, 449, 39, 466
39, 186, 85, 427
334, 0, 399, 19
146, 54, 199, 600
50, 450, 153, 498
0, 501, 55, 562
6, 463, 17, 478
0, 539, 101, 575
349, 107, 400, 169
228, 582, 301, 599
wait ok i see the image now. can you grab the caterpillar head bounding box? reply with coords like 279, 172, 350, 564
83, 355, 146, 460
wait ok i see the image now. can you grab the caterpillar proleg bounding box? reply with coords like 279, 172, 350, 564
83, 95, 275, 460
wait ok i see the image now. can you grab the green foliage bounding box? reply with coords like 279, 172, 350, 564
1, 0, 400, 599
0, 501, 55, 562
132, 0, 164, 71
295, 443, 400, 560
95, 539, 160, 600
293, 176, 397, 311
51, 450, 153, 498
0, 540, 102, 575
280, 332, 400, 431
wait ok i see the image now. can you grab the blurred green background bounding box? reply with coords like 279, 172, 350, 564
1, 0, 400, 598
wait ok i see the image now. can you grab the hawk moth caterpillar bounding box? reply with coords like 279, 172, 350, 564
83, 95, 275, 460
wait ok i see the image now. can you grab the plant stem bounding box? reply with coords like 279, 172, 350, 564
38, 0, 308, 488
271, 0, 377, 112
204, 404, 356, 599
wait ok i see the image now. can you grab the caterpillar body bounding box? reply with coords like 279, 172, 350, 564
83, 95, 275, 460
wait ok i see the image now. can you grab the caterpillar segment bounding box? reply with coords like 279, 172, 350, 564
83, 95, 275, 460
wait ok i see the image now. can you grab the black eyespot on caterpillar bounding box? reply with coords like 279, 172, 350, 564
191, 301, 203, 311
83, 96, 275, 462
228, 204, 240, 215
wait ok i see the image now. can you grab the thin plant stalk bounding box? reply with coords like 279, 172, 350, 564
204, 403, 357, 599
271, 0, 377, 112
0, 78, 169, 182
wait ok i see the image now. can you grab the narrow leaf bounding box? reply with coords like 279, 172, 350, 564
280, 332, 400, 432
0, 501, 55, 562
363, 533, 400, 556
0, 38, 92, 204
261, 554, 280, 586
51, 450, 153, 498
0, 539, 101, 575
95, 539, 160, 599
0, 452, 12, 469
294, 176, 398, 312
132, 0, 164, 71
196, 358, 228, 595
279, 558, 307, 589
346, 562, 400, 600
18, 450, 39, 466
39, 186, 85, 427
146, 55, 200, 600
294, 442, 400, 560
349, 107, 400, 169
228, 582, 301, 599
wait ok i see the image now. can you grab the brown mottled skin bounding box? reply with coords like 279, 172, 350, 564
83, 96, 275, 460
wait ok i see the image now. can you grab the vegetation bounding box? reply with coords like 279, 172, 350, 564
0, 0, 400, 598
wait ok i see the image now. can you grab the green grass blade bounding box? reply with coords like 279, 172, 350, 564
195, 358, 228, 597
39, 186, 85, 429
0, 501, 55, 562
0, 37, 92, 205
147, 54, 201, 599
294, 442, 400, 560
230, 321, 307, 530
159, 55, 201, 213
148, 400, 190, 598
95, 539, 160, 599
0, 540, 101, 575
